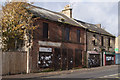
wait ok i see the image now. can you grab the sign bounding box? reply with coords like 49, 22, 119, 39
39, 47, 52, 52
87, 51, 99, 54
105, 52, 115, 55
115, 48, 119, 52
38, 41, 61, 47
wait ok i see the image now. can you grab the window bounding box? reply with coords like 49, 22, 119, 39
65, 27, 70, 41
77, 30, 80, 42
101, 36, 104, 46
43, 22, 48, 38
108, 37, 110, 47
92, 34, 97, 46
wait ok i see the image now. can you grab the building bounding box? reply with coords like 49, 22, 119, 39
5, 4, 115, 73
26, 5, 87, 72
60, 5, 115, 67
74, 21, 115, 67
115, 36, 120, 64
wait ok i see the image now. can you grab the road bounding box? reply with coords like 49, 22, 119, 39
43, 65, 119, 78
2, 65, 120, 80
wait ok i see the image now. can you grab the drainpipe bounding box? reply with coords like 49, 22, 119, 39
85, 28, 88, 67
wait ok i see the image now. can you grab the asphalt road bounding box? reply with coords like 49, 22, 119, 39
43, 65, 119, 78
2, 65, 120, 80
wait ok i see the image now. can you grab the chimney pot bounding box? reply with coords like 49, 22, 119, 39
61, 4, 72, 18
95, 24, 101, 28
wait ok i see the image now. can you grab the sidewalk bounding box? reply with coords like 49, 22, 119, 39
2, 65, 118, 79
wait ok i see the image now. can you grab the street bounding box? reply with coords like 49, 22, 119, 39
2, 65, 120, 80
43, 65, 119, 78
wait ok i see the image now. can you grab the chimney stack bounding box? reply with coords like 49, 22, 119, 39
95, 24, 101, 28
61, 5, 72, 18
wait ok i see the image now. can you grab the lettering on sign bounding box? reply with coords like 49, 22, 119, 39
38, 41, 61, 47
39, 47, 52, 52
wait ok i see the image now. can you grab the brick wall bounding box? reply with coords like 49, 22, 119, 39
29, 18, 86, 72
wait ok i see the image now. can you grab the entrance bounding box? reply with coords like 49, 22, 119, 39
105, 55, 115, 65
89, 54, 100, 67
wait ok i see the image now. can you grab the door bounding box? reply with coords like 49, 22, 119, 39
106, 55, 114, 65
89, 54, 100, 67
75, 49, 82, 67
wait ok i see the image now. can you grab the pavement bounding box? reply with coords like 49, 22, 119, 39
2, 65, 120, 80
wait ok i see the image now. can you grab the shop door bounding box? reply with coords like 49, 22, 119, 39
89, 54, 100, 67
38, 52, 53, 68
106, 55, 114, 65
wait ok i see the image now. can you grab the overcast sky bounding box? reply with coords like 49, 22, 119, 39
0, 1, 119, 36
33, 2, 118, 37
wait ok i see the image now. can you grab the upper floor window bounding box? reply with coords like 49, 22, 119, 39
43, 22, 48, 38
92, 34, 97, 46
65, 27, 70, 41
108, 37, 110, 47
77, 30, 81, 43
101, 36, 104, 46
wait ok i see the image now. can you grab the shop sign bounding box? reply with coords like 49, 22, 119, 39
38, 41, 61, 47
39, 47, 52, 52
87, 51, 99, 54
105, 52, 115, 55
115, 48, 119, 52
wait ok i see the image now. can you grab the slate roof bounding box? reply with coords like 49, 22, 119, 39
30, 5, 115, 37
74, 19, 115, 37
29, 5, 85, 28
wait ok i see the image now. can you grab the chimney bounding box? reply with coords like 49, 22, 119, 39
61, 5, 72, 18
95, 24, 101, 28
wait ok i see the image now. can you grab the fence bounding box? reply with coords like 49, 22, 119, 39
2, 51, 27, 75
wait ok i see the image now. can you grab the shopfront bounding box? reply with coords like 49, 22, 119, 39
87, 51, 100, 67
38, 47, 53, 68
103, 52, 115, 66
115, 53, 120, 64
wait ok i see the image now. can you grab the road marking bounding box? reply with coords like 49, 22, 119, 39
99, 73, 118, 78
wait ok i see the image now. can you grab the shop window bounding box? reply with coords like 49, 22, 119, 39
108, 37, 110, 47
77, 30, 81, 43
43, 22, 48, 38
101, 36, 104, 46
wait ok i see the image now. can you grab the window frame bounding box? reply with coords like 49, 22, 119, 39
43, 22, 49, 39
77, 29, 81, 43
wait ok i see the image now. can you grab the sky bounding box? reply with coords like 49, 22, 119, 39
0, 0, 119, 36
33, 2, 118, 37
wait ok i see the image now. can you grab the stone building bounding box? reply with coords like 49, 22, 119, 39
115, 36, 120, 64
61, 5, 115, 67
75, 20, 115, 67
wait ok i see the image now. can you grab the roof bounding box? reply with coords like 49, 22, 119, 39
29, 5, 114, 37
29, 5, 84, 28
74, 19, 115, 37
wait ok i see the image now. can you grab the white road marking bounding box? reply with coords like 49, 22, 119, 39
99, 73, 119, 78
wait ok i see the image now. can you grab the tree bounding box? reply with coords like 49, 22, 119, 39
1, 2, 36, 51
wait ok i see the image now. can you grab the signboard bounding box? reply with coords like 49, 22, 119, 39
38, 41, 61, 47
87, 51, 99, 54
115, 48, 119, 52
105, 52, 115, 55
39, 47, 52, 52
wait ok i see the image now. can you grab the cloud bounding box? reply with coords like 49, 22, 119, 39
33, 2, 118, 36
73, 2, 118, 36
